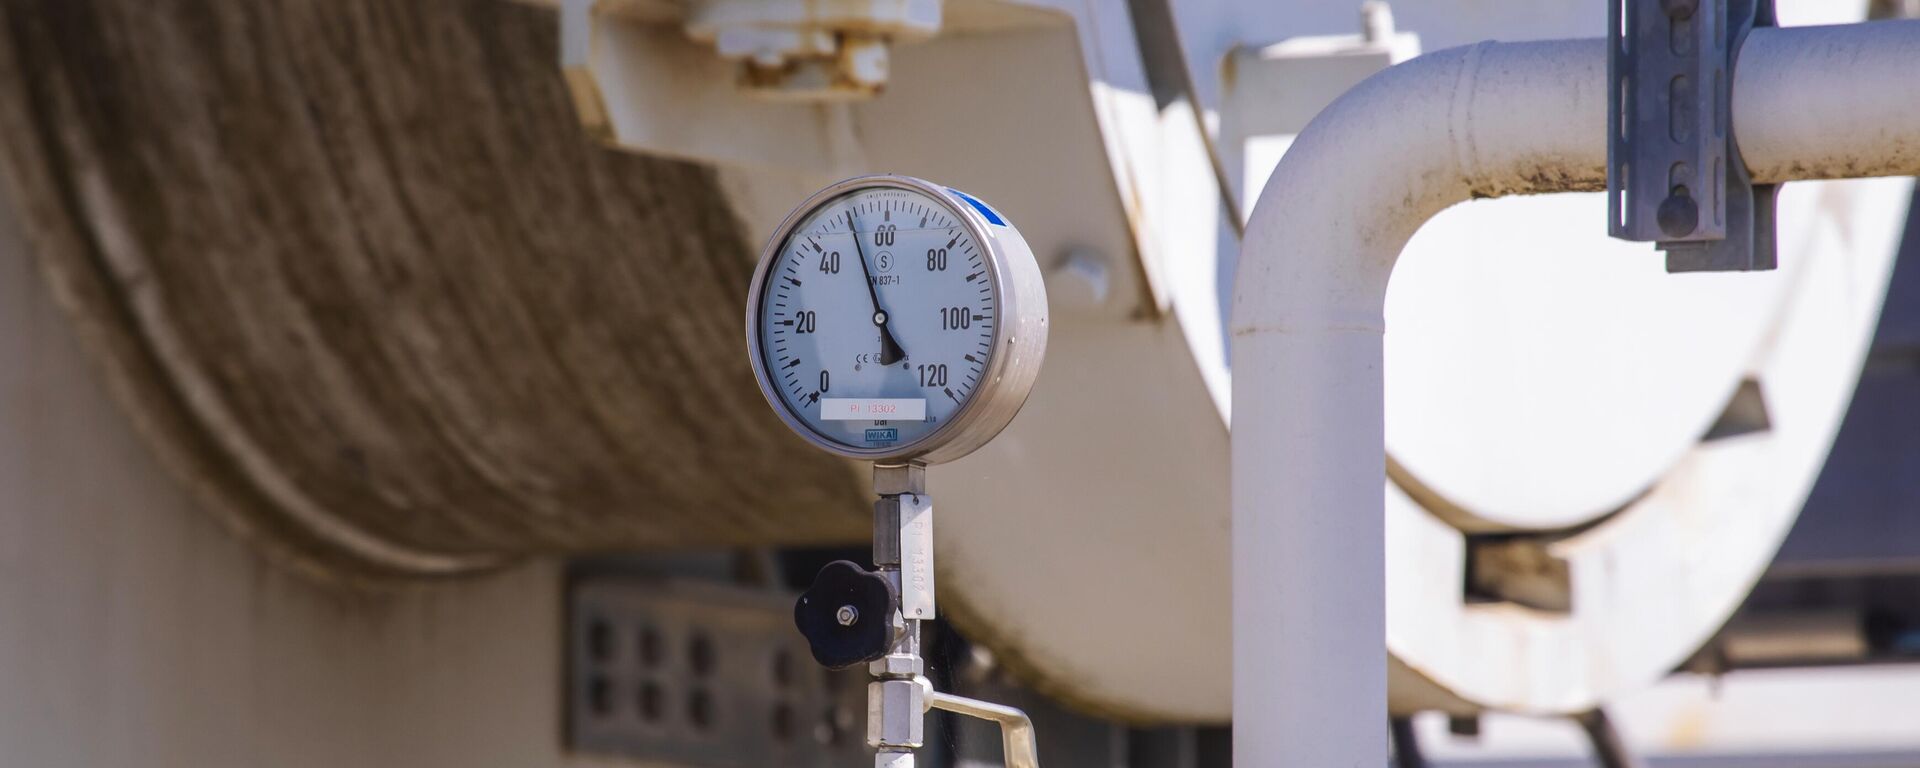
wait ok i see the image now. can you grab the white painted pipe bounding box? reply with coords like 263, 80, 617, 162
1231, 20, 1920, 767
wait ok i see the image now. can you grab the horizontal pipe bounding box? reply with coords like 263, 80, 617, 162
1232, 20, 1920, 768
1737, 23, 1920, 184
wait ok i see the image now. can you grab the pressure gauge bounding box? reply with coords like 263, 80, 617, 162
746, 175, 1048, 464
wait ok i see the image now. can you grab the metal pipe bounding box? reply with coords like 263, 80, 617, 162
1230, 20, 1920, 767
1575, 708, 1647, 768
925, 690, 1039, 768
1388, 717, 1426, 768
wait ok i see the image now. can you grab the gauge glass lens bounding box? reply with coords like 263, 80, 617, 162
757, 186, 996, 452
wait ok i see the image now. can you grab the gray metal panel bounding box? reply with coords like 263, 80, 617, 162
1773, 190, 1920, 575
567, 575, 871, 767
1861, 193, 1920, 348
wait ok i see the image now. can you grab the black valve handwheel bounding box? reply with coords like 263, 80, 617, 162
795, 560, 899, 670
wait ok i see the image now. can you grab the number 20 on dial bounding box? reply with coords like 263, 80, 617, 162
745, 176, 1049, 464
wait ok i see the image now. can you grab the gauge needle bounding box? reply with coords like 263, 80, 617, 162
848, 212, 906, 365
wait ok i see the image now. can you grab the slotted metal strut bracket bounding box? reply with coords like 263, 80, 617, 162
1608, 0, 1778, 272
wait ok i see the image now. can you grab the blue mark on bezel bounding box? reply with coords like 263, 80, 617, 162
947, 188, 1007, 226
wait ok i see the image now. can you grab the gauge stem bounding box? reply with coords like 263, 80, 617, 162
849, 211, 907, 365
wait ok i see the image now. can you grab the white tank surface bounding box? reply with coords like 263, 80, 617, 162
565, 0, 1914, 721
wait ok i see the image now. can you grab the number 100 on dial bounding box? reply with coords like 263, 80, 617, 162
745, 176, 1049, 465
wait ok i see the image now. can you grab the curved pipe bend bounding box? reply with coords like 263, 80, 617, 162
1230, 21, 1920, 767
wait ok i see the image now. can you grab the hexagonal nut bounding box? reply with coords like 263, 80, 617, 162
869, 652, 924, 678
866, 678, 926, 748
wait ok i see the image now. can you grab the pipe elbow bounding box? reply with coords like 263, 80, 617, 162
1232, 39, 1609, 339
1233, 20, 1920, 342
1233, 45, 1473, 337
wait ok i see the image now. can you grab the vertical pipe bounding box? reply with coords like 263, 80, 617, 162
1233, 328, 1388, 767
1389, 717, 1427, 768
1576, 709, 1646, 768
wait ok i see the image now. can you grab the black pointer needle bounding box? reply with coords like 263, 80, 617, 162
848, 211, 906, 365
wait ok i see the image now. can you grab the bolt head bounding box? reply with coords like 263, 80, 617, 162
835, 605, 860, 626
1657, 190, 1701, 237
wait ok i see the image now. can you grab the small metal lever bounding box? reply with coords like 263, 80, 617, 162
925, 686, 1040, 768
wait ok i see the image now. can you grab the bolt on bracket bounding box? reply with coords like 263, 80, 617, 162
1608, 0, 1778, 272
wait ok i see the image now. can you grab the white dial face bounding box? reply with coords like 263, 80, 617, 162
756, 186, 997, 453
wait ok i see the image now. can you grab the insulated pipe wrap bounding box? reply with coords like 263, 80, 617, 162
0, 0, 870, 581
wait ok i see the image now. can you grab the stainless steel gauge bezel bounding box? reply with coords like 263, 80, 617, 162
745, 175, 1049, 465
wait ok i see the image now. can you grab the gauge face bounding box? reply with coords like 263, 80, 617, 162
752, 183, 1000, 455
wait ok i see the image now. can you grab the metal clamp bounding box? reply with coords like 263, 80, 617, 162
1608, 0, 1778, 272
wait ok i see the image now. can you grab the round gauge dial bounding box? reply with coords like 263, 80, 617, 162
746, 176, 1047, 464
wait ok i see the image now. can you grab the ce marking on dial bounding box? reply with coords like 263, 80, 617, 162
854, 352, 913, 369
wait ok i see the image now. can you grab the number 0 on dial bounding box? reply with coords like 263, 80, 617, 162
745, 176, 1049, 464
